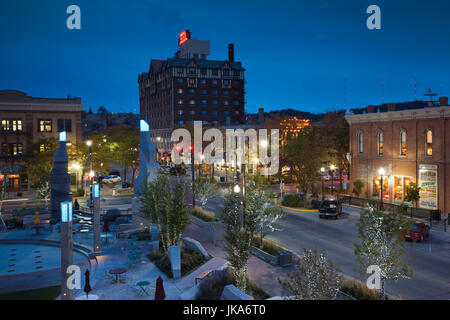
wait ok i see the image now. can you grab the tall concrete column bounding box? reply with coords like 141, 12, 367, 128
60, 201, 73, 300
92, 182, 101, 255
50, 132, 73, 223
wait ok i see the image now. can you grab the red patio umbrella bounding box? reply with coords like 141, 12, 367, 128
155, 276, 166, 300
84, 269, 92, 299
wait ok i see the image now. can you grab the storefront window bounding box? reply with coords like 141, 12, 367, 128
372, 175, 389, 199
394, 176, 412, 202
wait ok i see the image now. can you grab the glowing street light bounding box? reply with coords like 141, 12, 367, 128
320, 167, 326, 200
89, 170, 95, 179
234, 184, 241, 194
86, 140, 93, 147
329, 164, 336, 196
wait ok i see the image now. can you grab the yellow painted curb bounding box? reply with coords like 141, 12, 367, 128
278, 205, 318, 212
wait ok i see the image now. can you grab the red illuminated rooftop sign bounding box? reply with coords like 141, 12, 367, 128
178, 30, 191, 46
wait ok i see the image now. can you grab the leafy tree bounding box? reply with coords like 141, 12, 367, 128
245, 174, 285, 246
88, 107, 93, 114
103, 125, 139, 185
97, 106, 107, 114
354, 205, 413, 299
281, 127, 324, 206
140, 172, 190, 252
404, 183, 421, 207
278, 248, 341, 300
26, 138, 58, 192
193, 174, 217, 208
221, 190, 250, 290
352, 179, 364, 197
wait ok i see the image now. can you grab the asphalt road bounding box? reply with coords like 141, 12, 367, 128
267, 207, 450, 300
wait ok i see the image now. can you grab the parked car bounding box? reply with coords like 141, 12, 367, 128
97, 173, 105, 183
401, 222, 430, 242
102, 175, 122, 184
108, 170, 121, 177
318, 200, 341, 219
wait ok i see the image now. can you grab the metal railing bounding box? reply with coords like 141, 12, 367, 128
337, 194, 441, 223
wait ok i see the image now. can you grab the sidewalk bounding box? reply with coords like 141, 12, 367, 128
183, 218, 296, 298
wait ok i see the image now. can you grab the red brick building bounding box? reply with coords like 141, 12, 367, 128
138, 31, 245, 160
345, 97, 450, 218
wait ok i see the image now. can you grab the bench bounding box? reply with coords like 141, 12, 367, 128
195, 269, 213, 285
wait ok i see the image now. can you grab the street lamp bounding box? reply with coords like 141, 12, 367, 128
86, 140, 93, 200
233, 184, 241, 194
320, 167, 325, 201
330, 164, 336, 196
378, 167, 385, 210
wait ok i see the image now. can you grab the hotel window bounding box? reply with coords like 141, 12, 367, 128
177, 110, 183, 116
189, 99, 196, 105
177, 78, 184, 85
200, 89, 207, 95
1, 119, 23, 132
223, 69, 230, 76
223, 90, 229, 96
188, 78, 196, 86
212, 79, 218, 86
177, 88, 183, 95
200, 79, 207, 85
200, 69, 207, 75
40, 143, 51, 153
223, 111, 230, 116
233, 70, 240, 76
212, 110, 218, 117
377, 130, 383, 155
212, 100, 218, 106
38, 119, 52, 132
233, 90, 239, 96
357, 132, 364, 153
233, 100, 240, 106
189, 89, 195, 95
178, 120, 184, 125
177, 99, 184, 105
189, 68, 196, 74
1, 143, 7, 155
201, 100, 207, 105
201, 110, 207, 116
212, 90, 218, 95
57, 119, 72, 132
212, 70, 218, 76
12, 143, 22, 156
190, 110, 196, 116
177, 68, 183, 74
223, 100, 229, 106
426, 129, 432, 156
400, 129, 407, 156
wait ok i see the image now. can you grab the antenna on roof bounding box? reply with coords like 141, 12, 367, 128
424, 88, 437, 102
414, 73, 417, 101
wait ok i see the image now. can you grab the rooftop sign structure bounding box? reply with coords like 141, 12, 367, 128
178, 30, 191, 46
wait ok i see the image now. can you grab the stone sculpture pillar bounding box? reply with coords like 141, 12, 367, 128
50, 132, 73, 223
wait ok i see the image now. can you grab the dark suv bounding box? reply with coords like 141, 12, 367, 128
318, 200, 341, 219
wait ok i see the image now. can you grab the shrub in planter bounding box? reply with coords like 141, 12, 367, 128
4, 217, 23, 229
281, 194, 304, 207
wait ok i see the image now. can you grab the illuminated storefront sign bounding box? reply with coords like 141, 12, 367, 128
178, 30, 191, 46
418, 164, 438, 209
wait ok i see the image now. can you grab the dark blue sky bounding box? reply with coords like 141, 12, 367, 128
1, 0, 449, 114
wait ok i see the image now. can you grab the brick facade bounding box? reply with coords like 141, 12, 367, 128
346, 101, 450, 218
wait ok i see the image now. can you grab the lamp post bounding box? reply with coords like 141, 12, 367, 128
320, 167, 325, 201
330, 164, 336, 196
378, 167, 385, 210
190, 145, 195, 207
86, 140, 93, 200
60, 200, 73, 300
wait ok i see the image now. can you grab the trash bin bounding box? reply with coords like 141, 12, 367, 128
279, 250, 293, 267
220, 176, 225, 182
122, 182, 126, 189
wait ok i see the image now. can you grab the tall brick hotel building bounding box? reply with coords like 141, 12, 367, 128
346, 97, 450, 218
138, 31, 245, 160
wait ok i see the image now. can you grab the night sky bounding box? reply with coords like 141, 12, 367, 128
1, 0, 449, 114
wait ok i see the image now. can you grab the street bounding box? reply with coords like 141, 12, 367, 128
267, 206, 450, 300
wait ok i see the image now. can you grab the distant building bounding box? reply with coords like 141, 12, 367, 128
345, 97, 449, 218
0, 90, 84, 192
138, 31, 246, 161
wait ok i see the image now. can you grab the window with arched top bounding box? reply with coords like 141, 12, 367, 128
358, 131, 363, 154
400, 129, 407, 156
426, 129, 433, 156
377, 130, 384, 155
